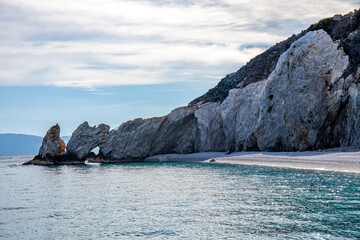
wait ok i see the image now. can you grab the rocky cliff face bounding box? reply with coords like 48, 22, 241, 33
189, 33, 305, 106
341, 81, 360, 147
66, 122, 110, 160
220, 80, 265, 152
255, 30, 349, 151
149, 107, 198, 155
27, 10, 360, 165
100, 117, 165, 161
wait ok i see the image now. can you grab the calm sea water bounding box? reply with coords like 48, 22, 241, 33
0, 155, 359, 239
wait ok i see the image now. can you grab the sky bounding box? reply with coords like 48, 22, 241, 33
0, 0, 359, 136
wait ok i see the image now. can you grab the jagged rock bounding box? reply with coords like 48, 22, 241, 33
255, 30, 349, 151
23, 124, 77, 165
340, 80, 360, 147
149, 107, 198, 155
220, 80, 265, 151
100, 107, 198, 160
194, 102, 226, 152
189, 33, 306, 106
38, 124, 65, 158
99, 117, 165, 161
66, 122, 110, 160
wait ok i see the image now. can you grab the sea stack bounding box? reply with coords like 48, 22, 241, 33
24, 124, 69, 165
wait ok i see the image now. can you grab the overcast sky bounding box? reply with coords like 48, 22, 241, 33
0, 0, 359, 136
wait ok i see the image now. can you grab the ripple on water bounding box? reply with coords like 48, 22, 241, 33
0, 157, 359, 239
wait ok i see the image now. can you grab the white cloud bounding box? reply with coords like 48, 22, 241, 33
0, 0, 359, 89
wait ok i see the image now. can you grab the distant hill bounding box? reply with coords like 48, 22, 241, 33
0, 134, 71, 155
0, 134, 42, 155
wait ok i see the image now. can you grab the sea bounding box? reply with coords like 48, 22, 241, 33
0, 155, 359, 239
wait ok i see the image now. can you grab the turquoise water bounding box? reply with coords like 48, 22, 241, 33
1, 155, 359, 239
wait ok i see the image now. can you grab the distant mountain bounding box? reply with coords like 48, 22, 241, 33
0, 134, 42, 155
0, 134, 71, 155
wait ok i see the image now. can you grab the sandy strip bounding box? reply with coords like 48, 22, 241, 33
145, 150, 360, 173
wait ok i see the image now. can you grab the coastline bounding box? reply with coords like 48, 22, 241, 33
145, 148, 360, 173
18, 148, 360, 173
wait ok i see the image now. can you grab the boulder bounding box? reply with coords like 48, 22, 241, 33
255, 30, 349, 151
66, 122, 110, 160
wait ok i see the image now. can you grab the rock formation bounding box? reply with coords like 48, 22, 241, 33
341, 79, 360, 147
99, 117, 165, 161
38, 124, 64, 158
194, 102, 225, 152
189, 33, 306, 106
24, 124, 70, 165
27, 10, 360, 165
220, 80, 265, 152
24, 123, 109, 165
149, 107, 198, 156
66, 122, 110, 160
255, 30, 349, 151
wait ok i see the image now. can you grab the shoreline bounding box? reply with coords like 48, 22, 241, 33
145, 148, 360, 173
17, 148, 360, 173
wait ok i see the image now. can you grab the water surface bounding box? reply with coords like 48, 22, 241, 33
1, 155, 359, 239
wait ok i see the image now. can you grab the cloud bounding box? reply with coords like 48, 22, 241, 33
0, 0, 359, 89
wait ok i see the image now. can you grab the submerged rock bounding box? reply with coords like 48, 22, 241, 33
66, 122, 110, 160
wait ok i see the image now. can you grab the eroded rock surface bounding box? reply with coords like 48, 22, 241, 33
149, 107, 198, 155
99, 107, 200, 161
194, 103, 225, 152
255, 30, 349, 151
189, 33, 306, 106
38, 124, 65, 158
99, 117, 165, 161
66, 122, 110, 160
220, 80, 265, 152
24, 124, 77, 165
341, 80, 360, 148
